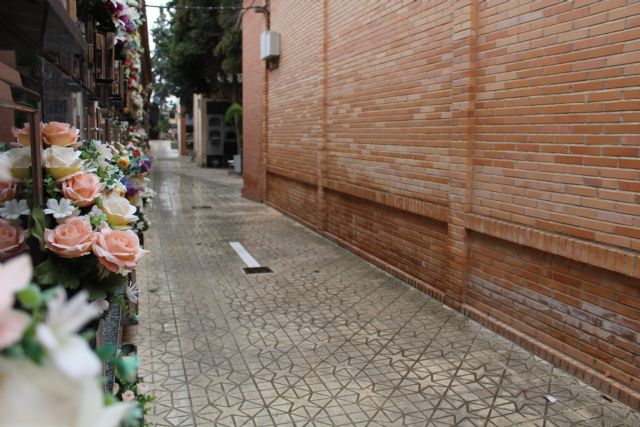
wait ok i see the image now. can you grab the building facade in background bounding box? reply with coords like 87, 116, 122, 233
242, 0, 640, 408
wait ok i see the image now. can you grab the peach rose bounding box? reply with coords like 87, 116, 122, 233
92, 228, 148, 274
44, 216, 94, 258
11, 123, 31, 147
0, 182, 17, 206
62, 172, 106, 207
0, 220, 27, 261
42, 122, 79, 147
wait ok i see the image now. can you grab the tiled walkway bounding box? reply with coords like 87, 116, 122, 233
136, 146, 640, 426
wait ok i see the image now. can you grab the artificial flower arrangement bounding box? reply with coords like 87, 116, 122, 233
113, 344, 156, 424
0, 254, 136, 427
92, 0, 147, 121
0, 122, 154, 425
116, 128, 154, 233
0, 123, 148, 298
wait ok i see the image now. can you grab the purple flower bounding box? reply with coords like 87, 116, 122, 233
139, 159, 150, 174
121, 177, 142, 198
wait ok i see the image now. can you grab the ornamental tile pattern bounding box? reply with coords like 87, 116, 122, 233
135, 147, 640, 427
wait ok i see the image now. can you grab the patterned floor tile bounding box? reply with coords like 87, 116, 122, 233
136, 151, 640, 426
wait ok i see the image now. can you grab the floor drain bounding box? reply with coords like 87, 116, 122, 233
243, 266, 273, 274
192, 205, 212, 209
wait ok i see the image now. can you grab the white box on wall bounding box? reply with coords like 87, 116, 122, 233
260, 31, 280, 60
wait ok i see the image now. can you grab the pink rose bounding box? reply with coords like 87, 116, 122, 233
92, 228, 148, 274
42, 122, 79, 147
0, 220, 27, 261
0, 182, 17, 206
44, 216, 95, 258
11, 123, 31, 147
62, 172, 106, 207
121, 390, 135, 401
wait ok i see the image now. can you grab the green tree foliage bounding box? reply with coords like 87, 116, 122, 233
151, 7, 176, 105
151, 0, 242, 105
214, 0, 242, 78
224, 102, 242, 154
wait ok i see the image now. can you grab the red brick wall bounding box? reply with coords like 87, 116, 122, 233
469, 232, 640, 397
267, 0, 323, 184
475, 0, 640, 252
267, 173, 317, 226
327, 0, 453, 206
242, 0, 640, 408
326, 191, 448, 290
241, 0, 265, 202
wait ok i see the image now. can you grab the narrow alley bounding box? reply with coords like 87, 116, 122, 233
136, 145, 640, 427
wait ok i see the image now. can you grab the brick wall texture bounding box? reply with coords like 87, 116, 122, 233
242, 0, 640, 408
241, 4, 266, 201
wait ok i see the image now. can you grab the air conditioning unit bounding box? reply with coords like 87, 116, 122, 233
260, 31, 280, 60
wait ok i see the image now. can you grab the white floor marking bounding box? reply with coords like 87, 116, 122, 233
229, 242, 261, 268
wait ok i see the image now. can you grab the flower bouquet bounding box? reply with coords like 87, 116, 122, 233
0, 121, 154, 425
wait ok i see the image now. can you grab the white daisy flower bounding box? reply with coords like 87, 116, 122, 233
88, 205, 103, 218
44, 198, 78, 219
0, 199, 30, 220
94, 141, 113, 164
126, 282, 139, 305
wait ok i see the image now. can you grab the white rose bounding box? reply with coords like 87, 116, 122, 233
100, 193, 137, 228
112, 382, 120, 396
42, 146, 82, 180
136, 382, 149, 395
122, 390, 135, 401
0, 358, 133, 427
3, 147, 31, 181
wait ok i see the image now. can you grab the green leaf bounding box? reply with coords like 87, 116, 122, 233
98, 272, 128, 291
34, 258, 58, 285
81, 330, 95, 342
88, 288, 107, 301
29, 207, 47, 251
122, 405, 143, 426
21, 336, 45, 364
96, 343, 117, 362
115, 354, 139, 384
43, 175, 59, 200
2, 344, 25, 358
58, 268, 80, 290
104, 393, 118, 406
17, 285, 43, 309
35, 256, 96, 290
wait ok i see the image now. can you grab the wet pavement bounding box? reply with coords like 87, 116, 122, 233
135, 143, 640, 426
